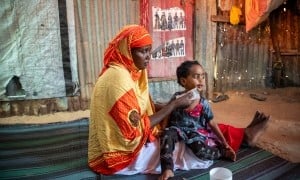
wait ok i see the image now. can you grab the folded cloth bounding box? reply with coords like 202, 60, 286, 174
116, 139, 213, 175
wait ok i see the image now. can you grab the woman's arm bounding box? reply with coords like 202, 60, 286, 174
149, 93, 193, 127
154, 102, 167, 112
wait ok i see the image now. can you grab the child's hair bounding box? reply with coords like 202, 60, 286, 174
176, 60, 203, 87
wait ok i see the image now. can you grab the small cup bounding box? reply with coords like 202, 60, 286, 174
175, 88, 200, 100
188, 88, 200, 100
209, 167, 232, 180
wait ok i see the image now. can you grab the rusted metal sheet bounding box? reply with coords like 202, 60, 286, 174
214, 23, 271, 92
213, 0, 300, 92
1, 0, 299, 118
74, 0, 140, 100
149, 80, 183, 103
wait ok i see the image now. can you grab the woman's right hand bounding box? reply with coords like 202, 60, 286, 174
173, 92, 194, 108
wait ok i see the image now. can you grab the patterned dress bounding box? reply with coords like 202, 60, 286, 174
160, 92, 244, 172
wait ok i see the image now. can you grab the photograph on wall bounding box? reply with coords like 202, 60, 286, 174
141, 0, 194, 78
152, 7, 186, 31
151, 37, 186, 59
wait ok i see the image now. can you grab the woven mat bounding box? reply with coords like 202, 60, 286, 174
0, 118, 298, 180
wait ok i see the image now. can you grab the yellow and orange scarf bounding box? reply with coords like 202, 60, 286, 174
100, 25, 152, 80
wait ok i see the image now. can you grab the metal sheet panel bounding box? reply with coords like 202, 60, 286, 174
214, 0, 300, 92
214, 23, 271, 92
149, 80, 183, 103
74, 0, 140, 100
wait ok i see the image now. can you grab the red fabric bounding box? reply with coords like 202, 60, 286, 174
185, 103, 203, 117
90, 152, 134, 175
140, 0, 149, 29
218, 124, 245, 152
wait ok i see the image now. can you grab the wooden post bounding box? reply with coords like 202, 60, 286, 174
194, 0, 217, 99
269, 10, 284, 88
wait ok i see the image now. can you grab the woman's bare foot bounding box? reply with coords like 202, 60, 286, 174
247, 111, 268, 128
246, 111, 260, 128
245, 115, 270, 147
159, 169, 174, 180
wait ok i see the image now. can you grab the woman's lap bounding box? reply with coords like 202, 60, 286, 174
116, 139, 213, 175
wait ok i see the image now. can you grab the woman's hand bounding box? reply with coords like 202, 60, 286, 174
149, 92, 194, 127
173, 92, 194, 108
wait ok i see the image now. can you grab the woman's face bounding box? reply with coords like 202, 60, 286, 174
131, 45, 152, 70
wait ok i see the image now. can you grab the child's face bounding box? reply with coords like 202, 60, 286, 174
181, 64, 206, 92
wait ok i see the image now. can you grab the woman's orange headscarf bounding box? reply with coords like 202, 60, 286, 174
99, 25, 152, 81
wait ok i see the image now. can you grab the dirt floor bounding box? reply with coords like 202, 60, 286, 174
212, 87, 300, 163
1, 87, 299, 163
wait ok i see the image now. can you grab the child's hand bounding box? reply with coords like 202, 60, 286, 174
224, 145, 236, 161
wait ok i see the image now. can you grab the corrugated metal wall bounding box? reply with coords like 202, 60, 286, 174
270, 0, 300, 87
213, 0, 300, 92
69, 0, 300, 106
214, 23, 271, 92
74, 0, 140, 100
149, 80, 183, 103
2, 0, 299, 117
73, 0, 191, 103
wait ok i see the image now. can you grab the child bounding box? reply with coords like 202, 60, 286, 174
159, 60, 270, 180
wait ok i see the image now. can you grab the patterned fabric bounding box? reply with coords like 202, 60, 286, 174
160, 128, 222, 172
88, 25, 156, 175
160, 92, 245, 171
167, 93, 214, 145
167, 92, 243, 150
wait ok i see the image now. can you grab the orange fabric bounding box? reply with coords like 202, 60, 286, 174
109, 89, 142, 140
88, 68, 153, 174
131, 31, 152, 48
245, 0, 285, 32
99, 25, 152, 80
89, 115, 151, 175
218, 124, 245, 152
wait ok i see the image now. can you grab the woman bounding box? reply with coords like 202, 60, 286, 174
88, 25, 195, 175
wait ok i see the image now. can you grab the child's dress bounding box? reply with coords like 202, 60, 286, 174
160, 92, 244, 172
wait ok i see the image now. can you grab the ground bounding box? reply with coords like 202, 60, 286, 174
212, 87, 300, 163
1, 87, 299, 163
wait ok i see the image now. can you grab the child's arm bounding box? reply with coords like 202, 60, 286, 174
208, 120, 236, 161
208, 120, 228, 146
